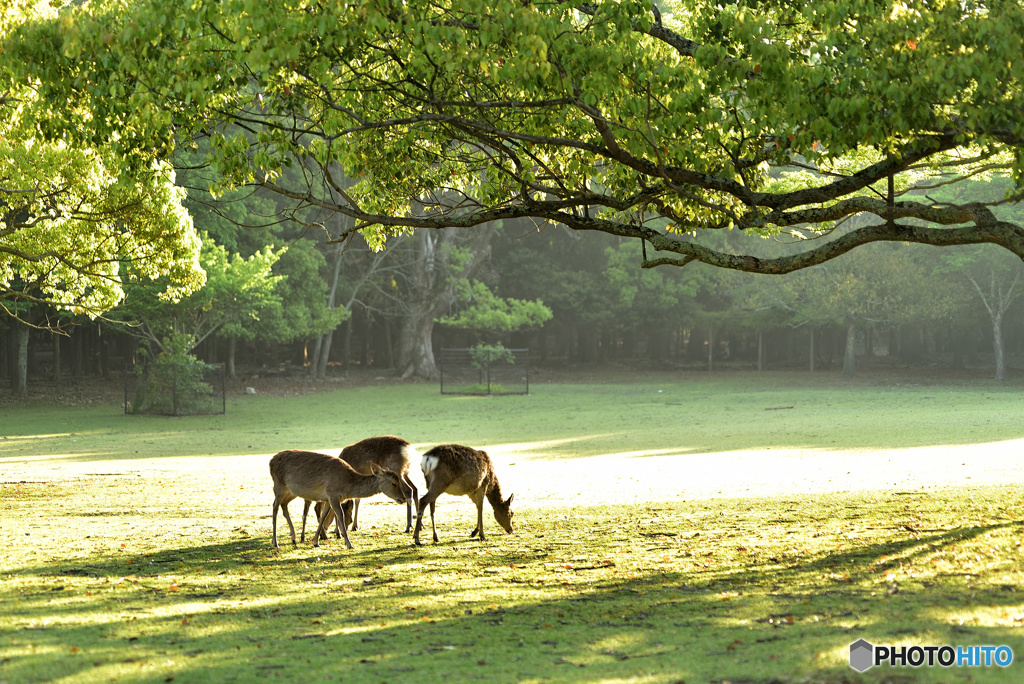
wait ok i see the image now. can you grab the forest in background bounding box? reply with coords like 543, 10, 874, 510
5, 173, 1024, 393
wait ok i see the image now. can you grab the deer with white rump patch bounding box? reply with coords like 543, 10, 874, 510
413, 444, 514, 545
269, 449, 408, 549
303, 436, 420, 539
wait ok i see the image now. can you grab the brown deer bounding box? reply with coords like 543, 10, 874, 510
412, 444, 514, 545
302, 436, 420, 540
269, 449, 408, 550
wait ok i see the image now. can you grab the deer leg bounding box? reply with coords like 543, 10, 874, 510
403, 475, 419, 533
277, 496, 297, 547
470, 490, 486, 541
430, 500, 439, 543
412, 496, 428, 545
300, 500, 312, 543
314, 502, 335, 541
312, 499, 332, 548
350, 499, 360, 531
272, 498, 282, 549
413, 490, 440, 546
342, 500, 354, 533
326, 497, 354, 549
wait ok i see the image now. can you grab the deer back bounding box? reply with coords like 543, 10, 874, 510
339, 435, 413, 476
420, 444, 493, 496
270, 449, 361, 501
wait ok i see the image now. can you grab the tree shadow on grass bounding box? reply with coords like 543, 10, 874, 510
4, 506, 1023, 684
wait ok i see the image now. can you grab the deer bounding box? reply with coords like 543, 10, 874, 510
301, 436, 420, 540
412, 443, 514, 545
269, 449, 409, 550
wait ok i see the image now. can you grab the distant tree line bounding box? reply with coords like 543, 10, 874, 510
4, 176, 1024, 394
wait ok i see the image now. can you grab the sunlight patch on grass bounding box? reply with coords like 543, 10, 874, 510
3, 451, 115, 463
477, 434, 624, 458
1, 432, 78, 441
941, 605, 1024, 629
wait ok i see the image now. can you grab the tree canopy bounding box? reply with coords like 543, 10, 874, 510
3, 0, 1024, 278
1, 1, 205, 323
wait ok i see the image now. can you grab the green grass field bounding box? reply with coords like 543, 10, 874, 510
1, 372, 1023, 683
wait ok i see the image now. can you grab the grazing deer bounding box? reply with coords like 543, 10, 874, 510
413, 444, 514, 545
269, 449, 408, 550
303, 436, 420, 539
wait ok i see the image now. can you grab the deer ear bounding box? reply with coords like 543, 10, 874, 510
370, 463, 383, 475
506, 494, 514, 505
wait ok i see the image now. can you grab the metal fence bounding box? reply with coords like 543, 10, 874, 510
439, 348, 529, 395
124, 362, 226, 416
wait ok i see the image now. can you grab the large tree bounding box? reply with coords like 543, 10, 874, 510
5, 0, 1024, 278
1, 2, 204, 314
1, 1, 205, 395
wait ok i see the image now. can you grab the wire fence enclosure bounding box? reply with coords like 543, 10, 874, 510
439, 348, 529, 396
124, 362, 227, 416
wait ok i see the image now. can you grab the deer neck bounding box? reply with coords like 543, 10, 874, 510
485, 477, 507, 509
342, 472, 382, 499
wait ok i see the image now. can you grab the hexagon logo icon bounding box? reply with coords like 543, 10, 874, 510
849, 639, 875, 672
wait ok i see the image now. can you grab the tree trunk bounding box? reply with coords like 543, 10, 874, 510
967, 268, 1022, 382
52, 332, 61, 382
396, 225, 496, 379
993, 311, 1007, 381
317, 328, 337, 376
707, 325, 714, 371
685, 326, 705, 361
842, 319, 856, 378
14, 323, 29, 397
396, 302, 439, 379
312, 246, 345, 380
70, 328, 83, 376
757, 330, 764, 371
97, 323, 109, 378
226, 336, 237, 379
342, 317, 353, 369
0, 328, 8, 385
359, 307, 370, 367
308, 335, 323, 376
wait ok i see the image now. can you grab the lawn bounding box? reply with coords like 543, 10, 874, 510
1, 372, 1022, 683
